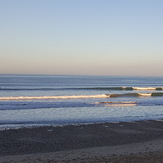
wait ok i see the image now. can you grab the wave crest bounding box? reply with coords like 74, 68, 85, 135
0, 94, 108, 100
0, 92, 163, 101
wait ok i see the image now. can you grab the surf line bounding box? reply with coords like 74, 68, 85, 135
0, 94, 108, 100
0, 92, 163, 100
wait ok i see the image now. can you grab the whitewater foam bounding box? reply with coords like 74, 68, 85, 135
138, 93, 152, 97
0, 92, 163, 101
133, 87, 163, 90
0, 94, 108, 100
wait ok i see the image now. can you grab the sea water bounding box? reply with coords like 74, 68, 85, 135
0, 74, 163, 128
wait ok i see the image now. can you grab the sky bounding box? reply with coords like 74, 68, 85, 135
0, 0, 163, 76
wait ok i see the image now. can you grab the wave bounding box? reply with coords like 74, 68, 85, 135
87, 87, 163, 90
95, 101, 137, 106
133, 87, 163, 90
0, 87, 163, 91
108, 92, 163, 97
85, 87, 134, 90
0, 92, 163, 101
108, 93, 150, 97
0, 94, 108, 100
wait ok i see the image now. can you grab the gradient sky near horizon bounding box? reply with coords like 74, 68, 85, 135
0, 0, 163, 76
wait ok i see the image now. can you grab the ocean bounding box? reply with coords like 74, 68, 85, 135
0, 74, 163, 128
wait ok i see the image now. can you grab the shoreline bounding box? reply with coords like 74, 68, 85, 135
1, 118, 163, 131
1, 120, 163, 162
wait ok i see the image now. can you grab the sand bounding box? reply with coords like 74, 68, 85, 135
1, 120, 163, 162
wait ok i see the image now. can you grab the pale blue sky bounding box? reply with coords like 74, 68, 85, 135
0, 0, 163, 76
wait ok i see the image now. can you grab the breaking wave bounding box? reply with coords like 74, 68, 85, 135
0, 92, 163, 101
84, 87, 163, 91
108, 92, 163, 97
0, 94, 108, 100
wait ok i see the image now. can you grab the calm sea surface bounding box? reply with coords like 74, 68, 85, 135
0, 74, 163, 128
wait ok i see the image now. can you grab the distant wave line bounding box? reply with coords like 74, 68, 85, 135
0, 87, 163, 91
88, 87, 163, 91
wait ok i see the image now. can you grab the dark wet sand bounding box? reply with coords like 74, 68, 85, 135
1, 120, 163, 162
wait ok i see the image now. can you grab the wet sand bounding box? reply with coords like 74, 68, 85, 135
1, 120, 163, 162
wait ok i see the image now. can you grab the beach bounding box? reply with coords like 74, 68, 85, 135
1, 120, 163, 162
